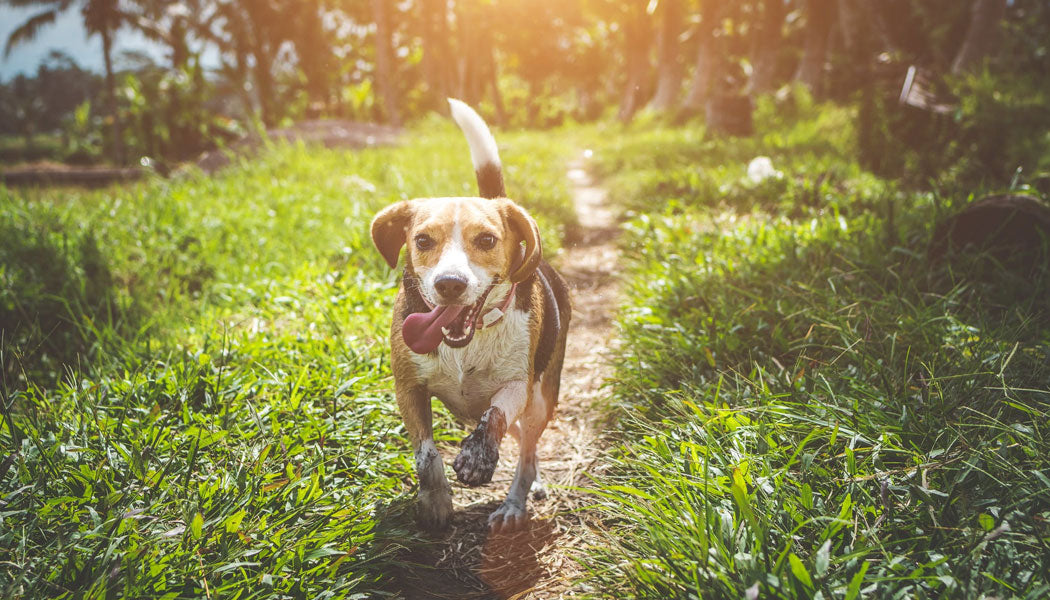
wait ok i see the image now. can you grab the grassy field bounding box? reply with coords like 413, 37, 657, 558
584, 96, 1050, 598
0, 121, 574, 598
3, 100, 1049, 599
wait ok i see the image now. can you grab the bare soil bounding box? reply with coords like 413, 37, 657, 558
0, 163, 146, 187
392, 155, 621, 599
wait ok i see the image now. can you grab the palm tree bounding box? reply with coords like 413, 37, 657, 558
371, 0, 400, 125
4, 0, 129, 163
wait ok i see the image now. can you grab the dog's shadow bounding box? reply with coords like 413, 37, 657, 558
380, 498, 559, 599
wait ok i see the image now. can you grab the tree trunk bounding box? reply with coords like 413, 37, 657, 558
839, 0, 877, 166
647, 0, 684, 112
836, 0, 860, 51
372, 0, 401, 125
837, 0, 895, 55
166, 22, 190, 155
488, 53, 506, 125
750, 0, 787, 94
951, 0, 1007, 75
232, 44, 254, 122
253, 51, 275, 126
794, 0, 836, 95
836, 0, 885, 98
240, 4, 277, 127
681, 0, 724, 115
296, 6, 331, 112
420, 0, 452, 110
100, 28, 124, 165
454, 4, 483, 105
618, 3, 653, 122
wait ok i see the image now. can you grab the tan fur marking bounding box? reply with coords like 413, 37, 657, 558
373, 198, 540, 297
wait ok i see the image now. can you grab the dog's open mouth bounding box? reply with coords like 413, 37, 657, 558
402, 282, 499, 354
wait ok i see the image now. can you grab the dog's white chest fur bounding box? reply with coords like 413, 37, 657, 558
411, 307, 530, 423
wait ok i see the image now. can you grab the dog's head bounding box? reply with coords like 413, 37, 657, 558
371, 197, 541, 307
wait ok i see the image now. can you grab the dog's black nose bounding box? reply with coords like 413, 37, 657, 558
434, 276, 468, 300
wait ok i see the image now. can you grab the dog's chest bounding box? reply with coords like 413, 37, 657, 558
412, 308, 531, 422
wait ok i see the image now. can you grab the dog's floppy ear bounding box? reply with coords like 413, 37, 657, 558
371, 201, 414, 269
500, 200, 542, 283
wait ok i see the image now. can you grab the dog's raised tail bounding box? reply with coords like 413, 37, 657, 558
448, 98, 505, 199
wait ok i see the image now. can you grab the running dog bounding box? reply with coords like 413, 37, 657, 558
370, 99, 570, 532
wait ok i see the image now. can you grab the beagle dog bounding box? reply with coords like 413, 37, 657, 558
370, 100, 571, 532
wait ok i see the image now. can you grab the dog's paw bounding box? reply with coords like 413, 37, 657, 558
488, 499, 528, 533
531, 479, 548, 501
453, 428, 500, 486
453, 407, 506, 487
417, 488, 453, 531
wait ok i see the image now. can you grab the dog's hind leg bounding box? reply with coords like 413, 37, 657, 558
507, 420, 548, 500
488, 381, 549, 532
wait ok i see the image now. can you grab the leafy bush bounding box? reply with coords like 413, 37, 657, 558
860, 70, 1050, 187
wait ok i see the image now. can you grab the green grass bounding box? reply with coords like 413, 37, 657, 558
5, 98, 1049, 599
0, 120, 574, 598
584, 100, 1050, 598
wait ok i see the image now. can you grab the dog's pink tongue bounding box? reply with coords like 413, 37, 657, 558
402, 305, 466, 354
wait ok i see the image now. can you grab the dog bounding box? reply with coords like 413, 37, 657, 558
370, 99, 570, 532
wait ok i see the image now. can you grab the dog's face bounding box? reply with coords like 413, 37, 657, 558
371, 198, 541, 307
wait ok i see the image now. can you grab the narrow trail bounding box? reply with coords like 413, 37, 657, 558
395, 155, 622, 599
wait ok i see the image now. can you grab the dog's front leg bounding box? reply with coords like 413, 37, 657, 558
399, 383, 452, 531
453, 380, 527, 486
489, 384, 548, 532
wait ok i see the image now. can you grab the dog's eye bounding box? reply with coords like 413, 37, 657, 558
414, 234, 435, 251
474, 233, 497, 250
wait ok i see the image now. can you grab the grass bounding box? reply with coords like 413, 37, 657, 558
0, 120, 575, 598
583, 95, 1050, 598
4, 95, 1049, 599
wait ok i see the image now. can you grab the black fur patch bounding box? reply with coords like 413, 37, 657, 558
514, 270, 534, 314
476, 163, 505, 199
533, 262, 569, 376
401, 270, 429, 321
510, 260, 570, 376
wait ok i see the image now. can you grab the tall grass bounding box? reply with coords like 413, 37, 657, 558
0, 121, 574, 598
585, 97, 1050, 599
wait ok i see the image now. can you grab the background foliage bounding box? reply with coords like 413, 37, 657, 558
1, 0, 1048, 185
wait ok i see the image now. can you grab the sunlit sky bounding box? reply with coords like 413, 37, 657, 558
0, 6, 164, 79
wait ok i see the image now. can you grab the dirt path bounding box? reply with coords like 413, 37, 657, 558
394, 154, 621, 599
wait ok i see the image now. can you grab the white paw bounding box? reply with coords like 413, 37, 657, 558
488, 500, 528, 533
530, 478, 547, 501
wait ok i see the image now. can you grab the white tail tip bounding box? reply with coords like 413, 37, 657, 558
448, 98, 501, 171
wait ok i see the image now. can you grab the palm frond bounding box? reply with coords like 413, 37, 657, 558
123, 13, 172, 44
4, 8, 61, 57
